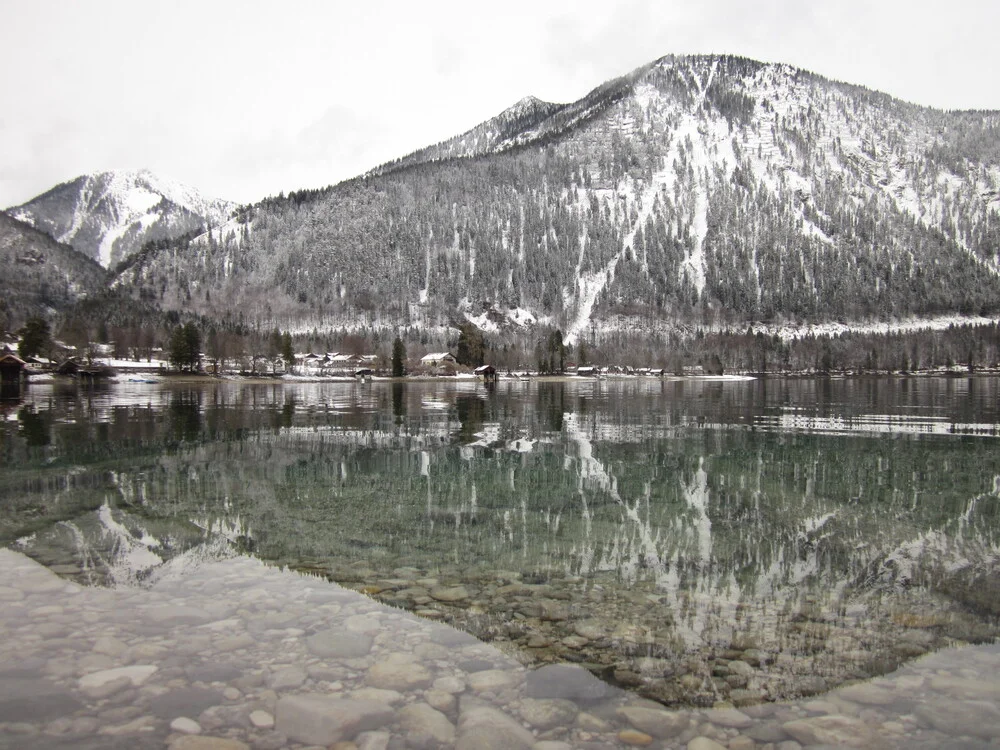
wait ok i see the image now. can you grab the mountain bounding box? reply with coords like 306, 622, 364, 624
0, 210, 107, 326
368, 95, 568, 175
108, 56, 1000, 343
7, 169, 236, 269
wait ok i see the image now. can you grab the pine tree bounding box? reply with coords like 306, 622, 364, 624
392, 337, 406, 377
456, 323, 485, 367
169, 323, 202, 372
547, 329, 565, 373
17, 317, 51, 359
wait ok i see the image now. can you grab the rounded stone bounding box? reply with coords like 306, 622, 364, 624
617, 706, 690, 738
398, 702, 456, 746
688, 737, 728, 750
467, 669, 522, 693
517, 698, 579, 730
432, 676, 466, 694
249, 710, 274, 729
430, 586, 470, 602
168, 737, 250, 750
169, 717, 202, 734
366, 656, 433, 691
425, 689, 457, 713
618, 729, 654, 746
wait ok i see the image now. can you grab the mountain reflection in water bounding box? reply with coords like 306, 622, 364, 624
2, 376, 999, 709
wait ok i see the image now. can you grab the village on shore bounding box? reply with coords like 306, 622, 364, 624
6, 335, 997, 387
1, 340, 721, 384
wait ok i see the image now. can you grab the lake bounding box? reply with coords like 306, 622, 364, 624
1, 375, 999, 747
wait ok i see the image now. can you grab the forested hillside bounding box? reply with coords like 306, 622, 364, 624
110, 55, 1000, 348
0, 211, 106, 332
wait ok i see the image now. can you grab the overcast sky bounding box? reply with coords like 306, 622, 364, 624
1, 0, 997, 208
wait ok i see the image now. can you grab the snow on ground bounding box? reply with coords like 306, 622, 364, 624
124, 186, 163, 215
748, 314, 1000, 342
587, 312, 1000, 345
464, 311, 499, 333
97, 219, 135, 268
507, 307, 537, 326
566, 62, 728, 346
674, 60, 719, 297
102, 358, 169, 370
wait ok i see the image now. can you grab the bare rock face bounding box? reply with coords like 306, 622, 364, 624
275, 695, 394, 746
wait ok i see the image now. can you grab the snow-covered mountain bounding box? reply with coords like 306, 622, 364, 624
369, 95, 567, 175
113, 55, 1000, 340
7, 169, 236, 269
0, 53, 961, 352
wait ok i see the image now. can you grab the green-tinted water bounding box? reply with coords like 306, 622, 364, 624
2, 376, 998, 704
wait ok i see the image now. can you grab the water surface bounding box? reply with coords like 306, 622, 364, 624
2, 376, 999, 707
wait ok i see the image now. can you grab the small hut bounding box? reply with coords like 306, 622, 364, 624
0, 352, 26, 382
474, 364, 497, 382
56, 357, 115, 380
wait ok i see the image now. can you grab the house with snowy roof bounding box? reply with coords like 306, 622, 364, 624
420, 352, 456, 367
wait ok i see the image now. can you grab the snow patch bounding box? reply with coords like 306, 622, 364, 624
124, 187, 163, 215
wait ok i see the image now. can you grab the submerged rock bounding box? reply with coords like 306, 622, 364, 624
782, 715, 876, 747
275, 695, 394, 746
525, 664, 618, 702
616, 705, 690, 738
306, 629, 373, 659
456, 698, 535, 750
397, 702, 456, 747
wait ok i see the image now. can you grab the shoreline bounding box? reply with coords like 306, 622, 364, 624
20, 368, 1000, 387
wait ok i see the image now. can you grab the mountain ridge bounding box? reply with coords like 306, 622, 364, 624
12, 54, 1000, 351
7, 169, 236, 269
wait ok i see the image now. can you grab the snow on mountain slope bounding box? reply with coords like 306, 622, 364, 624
8, 169, 236, 268
370, 95, 567, 175
110, 54, 1000, 338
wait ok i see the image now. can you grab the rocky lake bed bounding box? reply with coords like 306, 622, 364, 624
317, 558, 999, 710
3, 547, 999, 750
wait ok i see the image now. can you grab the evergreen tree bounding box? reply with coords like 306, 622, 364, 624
456, 323, 485, 367
391, 336, 406, 377
547, 329, 565, 373
17, 317, 51, 359
169, 322, 202, 372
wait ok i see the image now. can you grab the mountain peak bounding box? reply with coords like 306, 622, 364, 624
509, 95, 551, 111
8, 170, 236, 268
